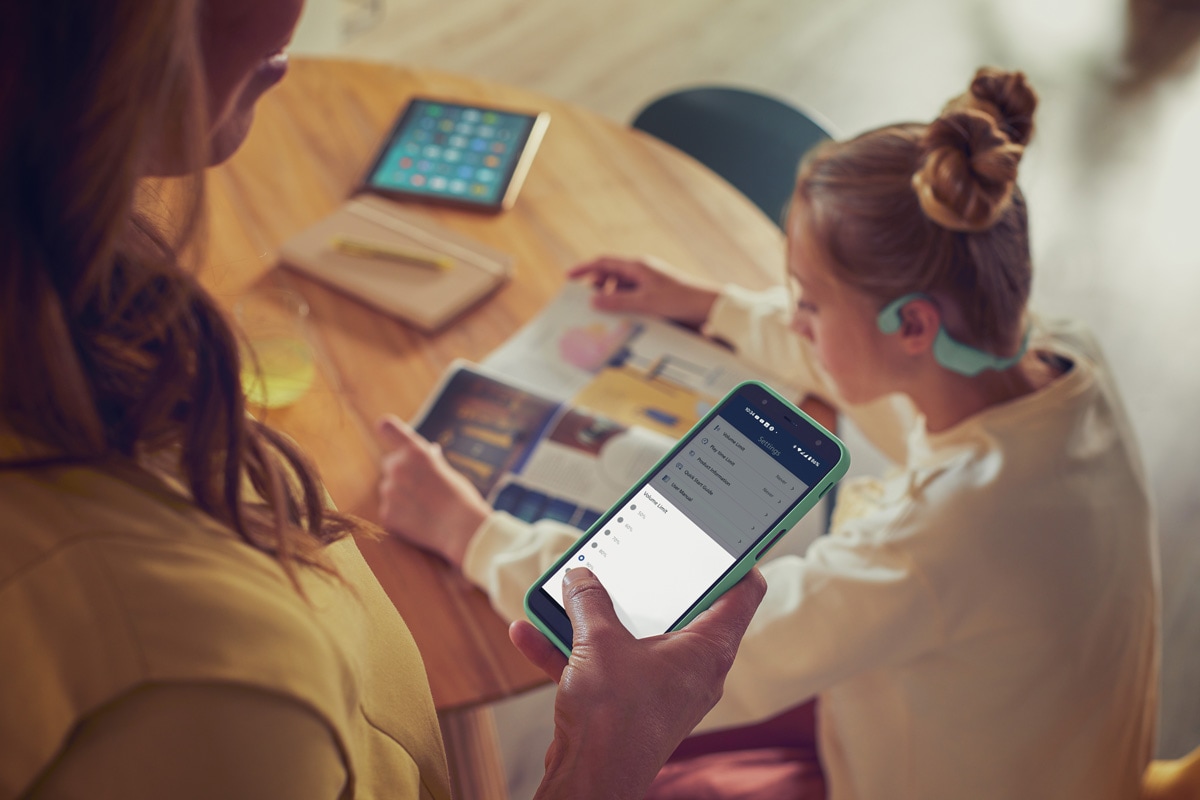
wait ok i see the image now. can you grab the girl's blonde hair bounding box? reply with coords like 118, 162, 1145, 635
796, 67, 1039, 353
0, 2, 349, 581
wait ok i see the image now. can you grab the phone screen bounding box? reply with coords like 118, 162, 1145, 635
529, 382, 844, 643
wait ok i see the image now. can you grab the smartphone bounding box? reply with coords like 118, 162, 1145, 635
524, 380, 850, 654
359, 97, 550, 213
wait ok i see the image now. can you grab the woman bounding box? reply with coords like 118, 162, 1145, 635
0, 2, 765, 798
379, 68, 1160, 799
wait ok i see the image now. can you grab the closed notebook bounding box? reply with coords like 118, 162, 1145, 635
279, 194, 513, 332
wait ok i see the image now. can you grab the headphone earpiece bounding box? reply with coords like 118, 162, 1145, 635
876, 293, 919, 335
875, 291, 1030, 377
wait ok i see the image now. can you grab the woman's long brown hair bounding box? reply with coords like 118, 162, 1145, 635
1, 2, 350, 581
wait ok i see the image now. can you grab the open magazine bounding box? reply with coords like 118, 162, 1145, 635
412, 282, 800, 529
483, 282, 797, 430
413, 362, 676, 528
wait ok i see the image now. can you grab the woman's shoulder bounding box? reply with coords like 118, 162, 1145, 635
1, 457, 359, 672
0, 461, 366, 794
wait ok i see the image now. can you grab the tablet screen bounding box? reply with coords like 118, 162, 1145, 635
363, 99, 547, 211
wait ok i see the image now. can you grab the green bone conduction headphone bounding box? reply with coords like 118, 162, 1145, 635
877, 293, 1030, 377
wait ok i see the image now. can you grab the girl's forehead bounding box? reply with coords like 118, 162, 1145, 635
786, 214, 834, 289
786, 212, 878, 315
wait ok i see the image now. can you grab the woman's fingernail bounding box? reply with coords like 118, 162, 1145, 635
563, 567, 592, 586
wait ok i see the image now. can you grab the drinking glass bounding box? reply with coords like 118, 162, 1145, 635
235, 288, 316, 409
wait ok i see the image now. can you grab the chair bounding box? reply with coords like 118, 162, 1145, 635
1142, 745, 1200, 800
631, 86, 834, 229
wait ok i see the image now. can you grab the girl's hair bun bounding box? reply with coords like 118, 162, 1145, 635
912, 68, 1038, 232
954, 67, 1038, 146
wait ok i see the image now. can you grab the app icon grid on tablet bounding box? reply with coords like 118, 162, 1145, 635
370, 101, 535, 205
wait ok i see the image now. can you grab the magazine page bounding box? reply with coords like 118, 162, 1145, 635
483, 281, 798, 439
413, 361, 676, 529
411, 361, 563, 499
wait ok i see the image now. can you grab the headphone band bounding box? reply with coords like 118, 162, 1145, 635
877, 293, 1029, 377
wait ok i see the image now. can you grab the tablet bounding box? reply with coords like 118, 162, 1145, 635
360, 98, 550, 213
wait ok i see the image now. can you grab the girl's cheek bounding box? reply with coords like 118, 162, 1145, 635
791, 313, 815, 342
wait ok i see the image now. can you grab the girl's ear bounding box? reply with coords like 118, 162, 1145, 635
897, 297, 942, 355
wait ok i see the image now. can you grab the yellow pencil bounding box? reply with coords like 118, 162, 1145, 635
330, 235, 454, 271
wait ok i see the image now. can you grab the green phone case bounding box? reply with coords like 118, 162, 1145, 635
523, 380, 850, 656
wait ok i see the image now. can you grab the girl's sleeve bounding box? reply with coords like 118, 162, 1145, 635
462, 512, 581, 623
696, 530, 945, 732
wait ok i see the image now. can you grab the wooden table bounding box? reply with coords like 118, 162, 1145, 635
203, 57, 804, 797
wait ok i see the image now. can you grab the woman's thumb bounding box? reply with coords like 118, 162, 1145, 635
561, 568, 625, 645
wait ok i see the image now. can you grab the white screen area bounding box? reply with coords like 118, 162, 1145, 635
538, 409, 810, 639
539, 485, 734, 638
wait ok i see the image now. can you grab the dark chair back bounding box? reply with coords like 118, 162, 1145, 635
631, 86, 833, 228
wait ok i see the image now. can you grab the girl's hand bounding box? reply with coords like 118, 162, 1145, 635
512, 568, 767, 800
376, 415, 490, 568
567, 256, 722, 328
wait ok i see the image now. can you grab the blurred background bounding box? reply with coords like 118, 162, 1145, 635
291, 0, 1200, 795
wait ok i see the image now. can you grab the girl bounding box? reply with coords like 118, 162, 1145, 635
379, 67, 1160, 799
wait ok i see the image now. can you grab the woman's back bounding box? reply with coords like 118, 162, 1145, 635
0, 443, 452, 799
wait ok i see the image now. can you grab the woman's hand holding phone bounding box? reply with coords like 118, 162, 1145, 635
511, 567, 767, 800
568, 255, 722, 329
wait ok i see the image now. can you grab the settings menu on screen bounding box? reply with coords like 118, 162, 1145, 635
539, 407, 810, 638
